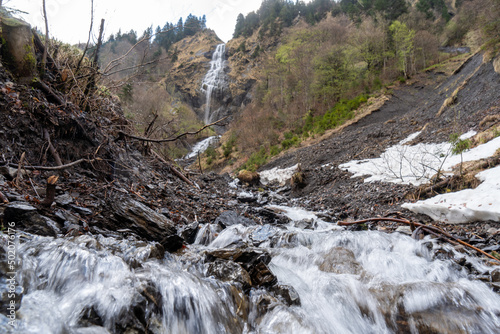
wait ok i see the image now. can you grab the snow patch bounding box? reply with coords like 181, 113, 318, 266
402, 165, 500, 223
260, 164, 299, 186
399, 131, 422, 145
339, 131, 500, 186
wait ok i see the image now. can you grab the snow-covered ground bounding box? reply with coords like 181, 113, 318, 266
260, 164, 299, 186
340, 131, 500, 223
402, 165, 500, 223
339, 131, 500, 186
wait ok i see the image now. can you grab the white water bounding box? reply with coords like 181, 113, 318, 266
201, 43, 227, 124
184, 135, 219, 159
6, 208, 500, 333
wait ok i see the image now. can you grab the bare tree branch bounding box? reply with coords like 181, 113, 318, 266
76, 0, 94, 73
117, 116, 228, 143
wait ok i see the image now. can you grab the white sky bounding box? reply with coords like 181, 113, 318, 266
10, 0, 264, 44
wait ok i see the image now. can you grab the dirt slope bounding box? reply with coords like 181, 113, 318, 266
260, 52, 500, 222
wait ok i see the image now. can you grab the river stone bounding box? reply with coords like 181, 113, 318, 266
491, 269, 500, 282
108, 197, 181, 252
207, 259, 252, 289
272, 284, 301, 306
3, 202, 60, 236
317, 247, 361, 275
214, 211, 255, 228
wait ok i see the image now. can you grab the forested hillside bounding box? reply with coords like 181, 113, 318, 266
210, 0, 500, 172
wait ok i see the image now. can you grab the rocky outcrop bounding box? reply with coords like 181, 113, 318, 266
0, 14, 36, 83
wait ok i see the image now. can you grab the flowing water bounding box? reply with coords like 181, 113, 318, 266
3, 205, 500, 334
201, 43, 227, 124
184, 136, 220, 159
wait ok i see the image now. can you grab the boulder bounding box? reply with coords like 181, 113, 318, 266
3, 202, 60, 236
214, 210, 254, 228
1, 16, 36, 82
237, 170, 260, 186
207, 259, 252, 289
108, 197, 182, 252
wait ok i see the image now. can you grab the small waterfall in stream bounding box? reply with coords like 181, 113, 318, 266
201, 43, 227, 124
3, 205, 500, 333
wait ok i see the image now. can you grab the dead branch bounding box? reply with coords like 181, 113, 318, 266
118, 116, 228, 143
9, 158, 100, 171
32, 78, 65, 106
44, 129, 63, 166
41, 0, 49, 77
103, 26, 175, 74
41, 175, 58, 207
15, 152, 26, 187
76, 0, 94, 73
339, 217, 500, 263
32, 30, 60, 76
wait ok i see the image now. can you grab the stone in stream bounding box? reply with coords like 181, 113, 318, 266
3, 202, 61, 236
206, 248, 277, 287
207, 259, 252, 289
237, 170, 260, 186
108, 196, 182, 252
214, 210, 255, 228
272, 284, 301, 306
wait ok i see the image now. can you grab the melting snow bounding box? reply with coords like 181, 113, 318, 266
260, 164, 298, 186
402, 165, 500, 223
339, 130, 500, 223
339, 131, 500, 186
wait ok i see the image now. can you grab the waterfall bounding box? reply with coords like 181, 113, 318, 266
201, 43, 227, 124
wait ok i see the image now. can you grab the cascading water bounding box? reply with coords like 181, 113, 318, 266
4, 206, 500, 333
201, 43, 227, 124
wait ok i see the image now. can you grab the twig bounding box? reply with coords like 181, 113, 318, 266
76, 0, 94, 73
118, 116, 228, 143
9, 158, 101, 171
44, 129, 63, 166
338, 217, 500, 263
15, 152, 26, 187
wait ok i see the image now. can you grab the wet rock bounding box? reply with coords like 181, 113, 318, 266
247, 261, 277, 287
207, 259, 252, 289
180, 222, 199, 244
271, 284, 301, 306
214, 211, 255, 228
491, 269, 500, 282
317, 247, 361, 275
250, 225, 278, 245
395, 226, 412, 235
194, 223, 221, 245
249, 207, 290, 225
237, 191, 256, 203
159, 234, 184, 253
108, 196, 181, 252
3, 202, 59, 236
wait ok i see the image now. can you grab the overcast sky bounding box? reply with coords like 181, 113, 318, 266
10, 0, 264, 44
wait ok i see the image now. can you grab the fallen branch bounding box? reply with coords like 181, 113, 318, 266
117, 116, 228, 143
9, 158, 100, 171
32, 79, 65, 106
339, 217, 500, 263
44, 129, 63, 166
15, 152, 26, 187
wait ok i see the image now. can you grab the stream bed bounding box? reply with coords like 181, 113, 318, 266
2, 205, 500, 333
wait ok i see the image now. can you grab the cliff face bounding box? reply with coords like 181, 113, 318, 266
167, 28, 270, 131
